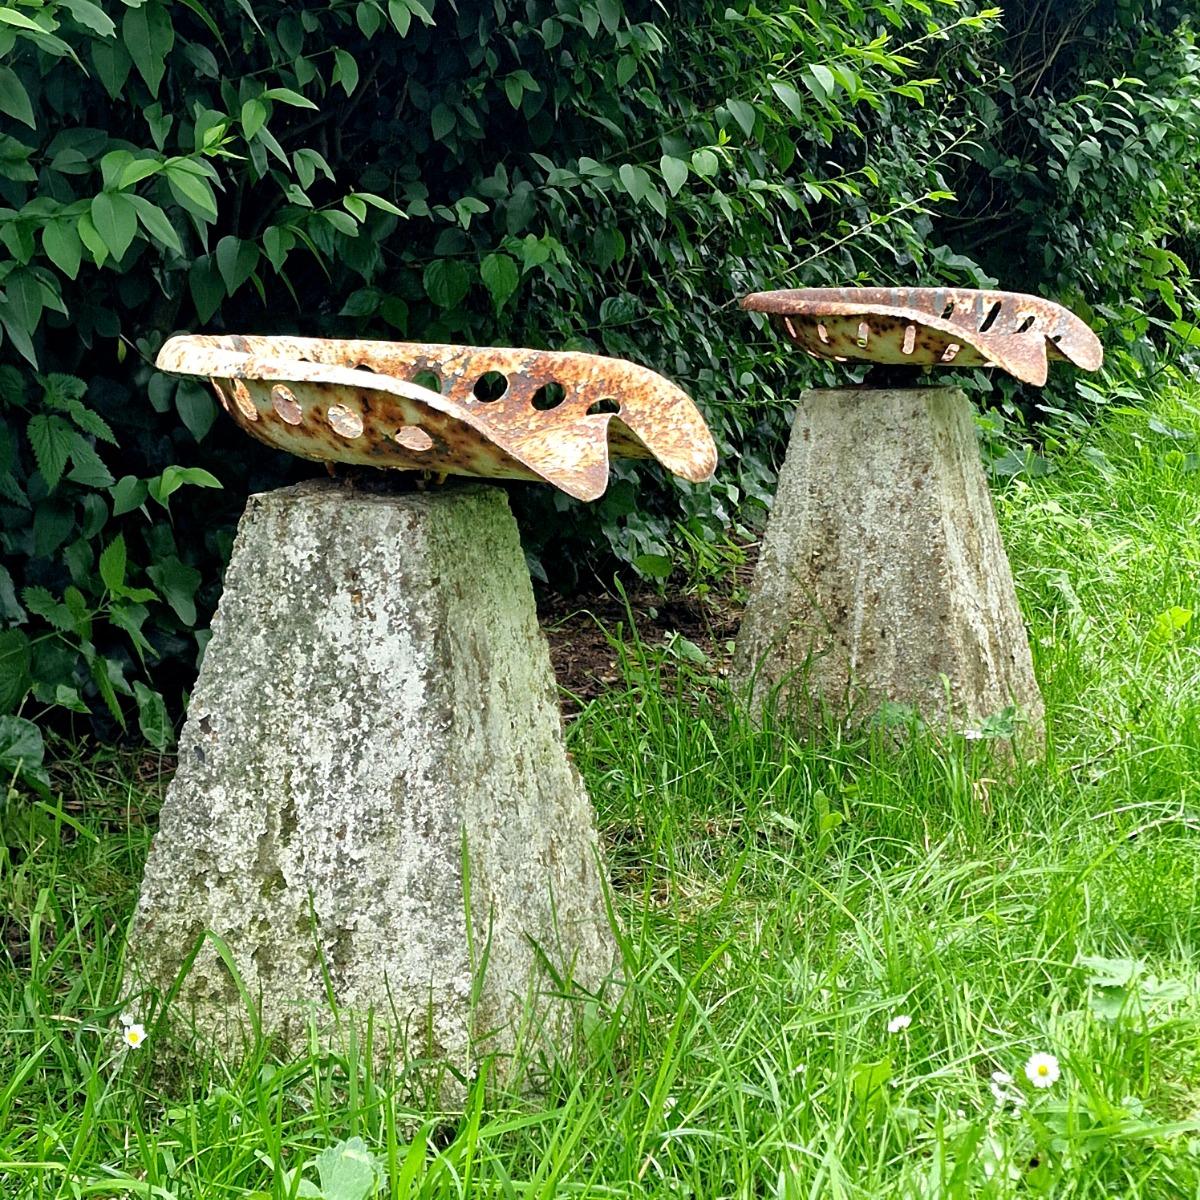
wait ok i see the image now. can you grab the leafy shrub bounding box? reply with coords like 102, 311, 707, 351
0, 0, 1196, 744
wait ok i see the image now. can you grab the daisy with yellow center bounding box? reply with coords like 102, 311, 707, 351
1024, 1052, 1059, 1087
120, 1012, 147, 1050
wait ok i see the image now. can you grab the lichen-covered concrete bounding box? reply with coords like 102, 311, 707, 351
128, 481, 617, 1090
733, 388, 1043, 740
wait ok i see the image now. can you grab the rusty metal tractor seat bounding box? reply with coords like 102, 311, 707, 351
157, 335, 717, 501
741, 287, 1103, 386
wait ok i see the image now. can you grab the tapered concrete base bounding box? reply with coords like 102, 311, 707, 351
127, 482, 617, 1093
733, 388, 1043, 740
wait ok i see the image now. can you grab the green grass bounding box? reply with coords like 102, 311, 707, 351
3, 380, 1200, 1198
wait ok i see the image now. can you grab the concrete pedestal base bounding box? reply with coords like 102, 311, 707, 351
733, 388, 1043, 739
127, 481, 616, 1091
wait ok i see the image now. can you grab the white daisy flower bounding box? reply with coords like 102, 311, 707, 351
887, 1013, 913, 1034
1024, 1052, 1060, 1088
123, 1023, 148, 1050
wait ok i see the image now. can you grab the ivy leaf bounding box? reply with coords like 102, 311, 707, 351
480, 252, 519, 310
27, 414, 73, 489
659, 154, 688, 197
111, 475, 149, 516
422, 259, 470, 309
91, 192, 138, 260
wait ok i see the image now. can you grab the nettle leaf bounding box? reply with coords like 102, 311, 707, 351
480, 252, 518, 310
423, 259, 470, 309
99, 534, 127, 594
27, 414, 74, 489
67, 434, 114, 488
0, 631, 32, 714
133, 680, 173, 749
22, 586, 76, 632
147, 557, 201, 625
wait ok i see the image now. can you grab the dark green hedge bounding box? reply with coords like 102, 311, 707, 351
0, 0, 1197, 756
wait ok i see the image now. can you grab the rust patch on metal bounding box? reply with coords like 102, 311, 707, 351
740, 288, 1103, 386
156, 336, 718, 501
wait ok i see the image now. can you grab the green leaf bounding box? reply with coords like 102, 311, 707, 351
316, 1137, 384, 1200
122, 2, 174, 97
147, 557, 201, 625
806, 64, 836, 103
99, 535, 127, 593
91, 192, 138, 260
387, 0, 411, 36
422, 259, 470, 309
76, 211, 109, 267
691, 148, 718, 177
176, 379, 217, 441
262, 86, 318, 110
22, 585, 75, 631
725, 98, 756, 137
333, 48, 359, 95
41, 221, 83, 279
0, 716, 44, 776
149, 464, 222, 509
60, 0, 116, 37
241, 98, 267, 140
353, 192, 405, 217
67, 434, 114, 487
216, 235, 259, 295
126, 194, 183, 255
0, 631, 32, 714
0, 67, 34, 129
634, 553, 673, 579
0, 564, 23, 622
431, 103, 455, 140
28, 414, 73, 489
111, 475, 149, 516
770, 80, 805, 120
659, 154, 688, 197
617, 163, 649, 203
166, 166, 218, 223
851, 1057, 892, 1105
480, 252, 518, 310
133, 681, 173, 749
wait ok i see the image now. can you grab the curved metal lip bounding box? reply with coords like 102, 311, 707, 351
155, 334, 718, 502
741, 287, 1103, 386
